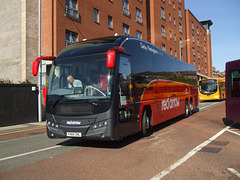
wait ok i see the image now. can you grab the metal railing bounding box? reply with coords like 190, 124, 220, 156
65, 6, 79, 21
123, 7, 131, 17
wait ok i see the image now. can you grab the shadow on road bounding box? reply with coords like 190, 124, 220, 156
57, 111, 199, 149
222, 118, 240, 129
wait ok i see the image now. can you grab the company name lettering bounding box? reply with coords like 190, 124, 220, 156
162, 98, 180, 111
140, 42, 158, 54
66, 121, 81, 125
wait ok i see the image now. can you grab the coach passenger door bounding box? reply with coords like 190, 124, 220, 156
118, 54, 132, 122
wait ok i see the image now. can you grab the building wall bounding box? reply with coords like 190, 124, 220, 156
186, 9, 212, 78
42, 0, 147, 57
0, 0, 38, 84
148, 0, 187, 62
0, 0, 22, 83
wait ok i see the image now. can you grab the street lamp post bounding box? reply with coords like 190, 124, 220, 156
179, 39, 190, 61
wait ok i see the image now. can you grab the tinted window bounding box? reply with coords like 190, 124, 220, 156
229, 70, 240, 98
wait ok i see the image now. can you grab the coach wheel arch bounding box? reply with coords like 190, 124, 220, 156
141, 105, 152, 137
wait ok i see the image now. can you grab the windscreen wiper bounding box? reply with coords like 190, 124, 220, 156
51, 95, 65, 108
70, 99, 99, 107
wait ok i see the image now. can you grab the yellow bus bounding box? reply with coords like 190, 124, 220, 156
199, 78, 225, 101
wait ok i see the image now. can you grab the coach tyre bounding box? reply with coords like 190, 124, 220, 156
142, 109, 151, 137
184, 100, 189, 118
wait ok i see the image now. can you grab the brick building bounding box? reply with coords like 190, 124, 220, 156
41, 0, 213, 79
0, 0, 213, 83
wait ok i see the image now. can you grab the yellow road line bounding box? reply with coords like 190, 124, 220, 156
0, 126, 45, 136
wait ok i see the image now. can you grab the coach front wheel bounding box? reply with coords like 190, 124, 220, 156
141, 109, 152, 137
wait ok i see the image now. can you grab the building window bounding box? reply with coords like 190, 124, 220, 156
198, 51, 200, 59
65, 0, 79, 21
204, 46, 207, 53
161, 25, 166, 38
122, 0, 131, 17
93, 8, 99, 23
175, 50, 177, 58
169, 30, 172, 39
179, 23, 182, 34
197, 27, 199, 35
136, 8, 143, 24
193, 47, 195, 56
169, 13, 171, 22
161, 7, 166, 20
108, 16, 113, 29
205, 56, 207, 63
136, 30, 142, 39
170, 48, 172, 56
193, 60, 195, 66
173, 2, 175, 9
123, 23, 129, 36
197, 39, 200, 47
198, 63, 200, 72
192, 21, 194, 30
178, 8, 182, 19
205, 67, 207, 74
192, 34, 195, 43
65, 30, 78, 46
178, 0, 181, 4
168, 0, 171, 5
162, 44, 166, 52
173, 18, 176, 25
174, 34, 176, 42
204, 35, 206, 42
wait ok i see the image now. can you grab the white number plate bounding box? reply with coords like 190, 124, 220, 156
66, 132, 82, 137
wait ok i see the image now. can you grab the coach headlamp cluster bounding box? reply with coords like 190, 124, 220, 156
47, 121, 59, 128
93, 121, 108, 129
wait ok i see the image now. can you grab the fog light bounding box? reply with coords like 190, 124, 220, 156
55, 124, 59, 128
93, 124, 97, 129
51, 123, 55, 127
101, 134, 105, 138
98, 123, 102, 127
48, 121, 51, 125
104, 121, 108, 126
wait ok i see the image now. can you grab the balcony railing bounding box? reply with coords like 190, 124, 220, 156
123, 7, 131, 17
179, 13, 182, 19
66, 40, 74, 47
65, 6, 79, 21
162, 32, 166, 39
161, 14, 166, 20
136, 15, 143, 24
123, 31, 129, 36
179, 28, 182, 34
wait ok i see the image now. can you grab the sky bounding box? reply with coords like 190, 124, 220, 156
185, 0, 240, 72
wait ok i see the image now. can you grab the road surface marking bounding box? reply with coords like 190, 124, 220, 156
227, 168, 240, 178
199, 101, 223, 111
227, 129, 240, 136
0, 127, 45, 136
0, 125, 28, 131
0, 145, 61, 162
150, 126, 230, 180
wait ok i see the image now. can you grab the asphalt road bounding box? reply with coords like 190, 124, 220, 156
0, 100, 240, 179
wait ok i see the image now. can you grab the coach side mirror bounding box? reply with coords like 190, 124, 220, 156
107, 50, 115, 69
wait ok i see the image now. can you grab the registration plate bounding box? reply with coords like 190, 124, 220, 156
66, 132, 82, 137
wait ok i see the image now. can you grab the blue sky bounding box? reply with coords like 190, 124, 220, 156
185, 0, 240, 72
